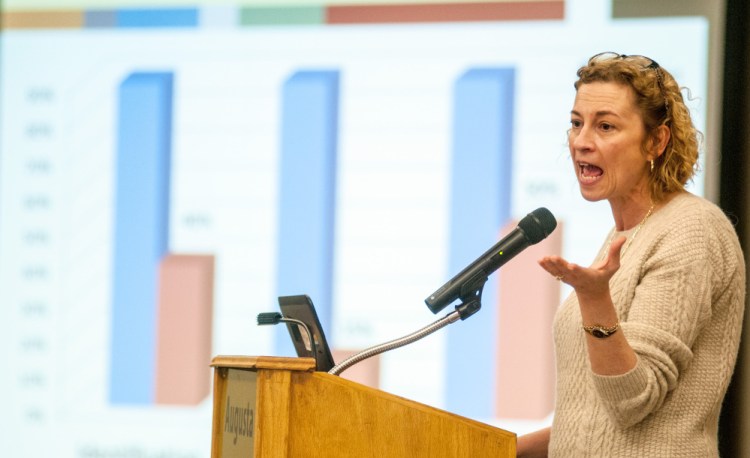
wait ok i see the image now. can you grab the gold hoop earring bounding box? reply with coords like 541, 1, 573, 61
650, 160, 654, 172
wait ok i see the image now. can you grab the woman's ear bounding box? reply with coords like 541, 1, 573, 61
649, 124, 671, 160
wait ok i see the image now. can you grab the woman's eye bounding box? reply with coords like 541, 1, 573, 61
600, 123, 613, 131
570, 119, 582, 128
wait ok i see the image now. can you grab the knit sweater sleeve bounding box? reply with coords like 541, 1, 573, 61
587, 208, 741, 428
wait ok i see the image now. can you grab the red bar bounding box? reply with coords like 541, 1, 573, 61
495, 220, 563, 419
155, 254, 215, 405
327, 1, 564, 24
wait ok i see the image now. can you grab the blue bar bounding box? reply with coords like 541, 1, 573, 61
110, 72, 173, 404
116, 8, 199, 28
445, 68, 515, 419
274, 70, 340, 357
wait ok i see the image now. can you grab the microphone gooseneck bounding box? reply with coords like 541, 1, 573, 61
329, 310, 462, 376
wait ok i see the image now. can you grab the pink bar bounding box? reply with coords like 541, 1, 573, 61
332, 349, 381, 389
155, 254, 215, 405
495, 221, 563, 419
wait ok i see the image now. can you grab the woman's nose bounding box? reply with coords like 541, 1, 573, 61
570, 126, 594, 151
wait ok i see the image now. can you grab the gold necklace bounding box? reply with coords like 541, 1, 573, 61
600, 203, 655, 261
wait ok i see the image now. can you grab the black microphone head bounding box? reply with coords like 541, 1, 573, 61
257, 312, 283, 325
518, 207, 557, 244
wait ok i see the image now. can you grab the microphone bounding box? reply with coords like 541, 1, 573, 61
425, 207, 557, 314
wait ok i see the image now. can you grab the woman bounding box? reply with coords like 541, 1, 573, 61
518, 53, 745, 457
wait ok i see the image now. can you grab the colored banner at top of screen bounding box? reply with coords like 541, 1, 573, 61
2, 0, 563, 8
1, 1, 565, 29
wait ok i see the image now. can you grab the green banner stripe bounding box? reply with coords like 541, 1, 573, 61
239, 6, 324, 25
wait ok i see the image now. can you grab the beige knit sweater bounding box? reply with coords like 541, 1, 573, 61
549, 192, 745, 457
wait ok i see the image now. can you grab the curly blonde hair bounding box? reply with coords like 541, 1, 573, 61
574, 53, 701, 202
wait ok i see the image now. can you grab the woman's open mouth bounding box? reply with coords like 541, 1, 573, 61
578, 162, 603, 183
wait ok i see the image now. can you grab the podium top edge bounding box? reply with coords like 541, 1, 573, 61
210, 355, 316, 372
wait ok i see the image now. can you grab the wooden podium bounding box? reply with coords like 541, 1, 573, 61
210, 355, 515, 457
